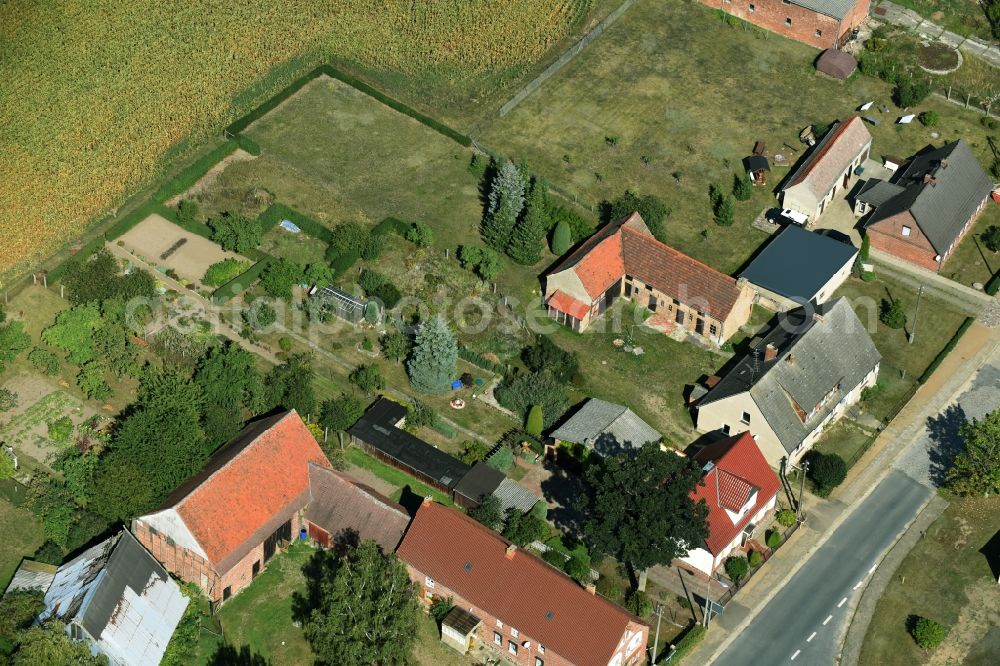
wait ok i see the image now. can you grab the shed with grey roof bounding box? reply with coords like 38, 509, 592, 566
550, 398, 661, 457
38, 530, 188, 666
739, 225, 857, 311
696, 298, 881, 465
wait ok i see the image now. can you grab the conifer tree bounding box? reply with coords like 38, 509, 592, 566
508, 179, 549, 264
482, 160, 524, 251
406, 315, 458, 394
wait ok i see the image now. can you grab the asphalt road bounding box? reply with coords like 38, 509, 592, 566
712, 470, 932, 665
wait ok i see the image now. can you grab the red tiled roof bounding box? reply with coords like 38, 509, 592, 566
572, 232, 625, 298
787, 116, 871, 197
167, 411, 330, 569
396, 502, 645, 666
691, 433, 781, 555
619, 225, 743, 318
545, 289, 591, 320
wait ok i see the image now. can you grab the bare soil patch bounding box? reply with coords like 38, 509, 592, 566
116, 213, 249, 286
928, 579, 1000, 666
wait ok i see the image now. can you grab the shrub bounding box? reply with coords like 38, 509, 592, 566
364, 302, 380, 324
670, 625, 706, 663
361, 337, 374, 352
911, 616, 948, 649
494, 371, 569, 428
242, 301, 277, 329
48, 416, 74, 443
548, 203, 593, 242
487, 446, 514, 472
894, 77, 931, 108
724, 555, 750, 583
564, 554, 591, 583
349, 364, 385, 395
982, 225, 1000, 253
29, 347, 60, 375
209, 212, 261, 254
359, 233, 385, 260
918, 110, 939, 127
278, 337, 293, 352
359, 268, 387, 294
806, 451, 848, 497
525, 404, 543, 437
202, 258, 252, 286
325, 222, 368, 260
880, 298, 907, 329
861, 271, 877, 282
543, 549, 565, 567
405, 222, 434, 248
521, 335, 579, 382
982, 117, 999, 130
748, 550, 763, 568
259, 258, 303, 299
765, 530, 782, 549
176, 199, 199, 226
776, 509, 797, 527
625, 589, 653, 618
458, 441, 488, 464
429, 596, 454, 625
550, 219, 572, 255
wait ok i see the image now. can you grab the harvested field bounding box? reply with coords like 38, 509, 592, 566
116, 214, 248, 286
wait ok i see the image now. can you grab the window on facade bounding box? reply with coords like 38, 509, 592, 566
748, 3, 755, 11
496, 619, 503, 628
815, 29, 822, 37
509, 641, 518, 655
901, 225, 912, 237
425, 576, 435, 589
511, 628, 519, 638
741, 411, 751, 425
223, 586, 232, 601
494, 632, 503, 646
722, 424, 731, 435
710, 324, 718, 336
785, 17, 792, 26
539, 645, 545, 654
535, 658, 545, 666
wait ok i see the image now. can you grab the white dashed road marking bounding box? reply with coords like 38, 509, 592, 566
869, 564, 877, 574
807, 632, 816, 642
823, 615, 833, 625
791, 649, 801, 661
838, 597, 847, 608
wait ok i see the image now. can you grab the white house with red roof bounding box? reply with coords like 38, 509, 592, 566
543, 212, 754, 344
678, 432, 782, 576
397, 499, 649, 666
133, 410, 330, 604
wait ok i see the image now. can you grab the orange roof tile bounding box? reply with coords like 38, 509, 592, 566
397, 502, 646, 666
572, 232, 625, 299
691, 433, 781, 555
161, 411, 329, 572
545, 289, 591, 320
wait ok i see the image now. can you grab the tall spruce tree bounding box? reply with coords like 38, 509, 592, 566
406, 315, 457, 394
482, 160, 525, 252
507, 178, 549, 264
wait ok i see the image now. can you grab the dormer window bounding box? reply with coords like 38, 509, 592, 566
901, 225, 912, 237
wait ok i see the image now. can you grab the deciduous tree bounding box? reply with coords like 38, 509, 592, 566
260, 258, 302, 299
379, 331, 410, 364
947, 409, 1000, 496
406, 315, 457, 394
11, 621, 106, 665
209, 212, 261, 254
43, 304, 102, 365
577, 443, 709, 589
267, 353, 316, 417
605, 191, 670, 242
194, 343, 265, 447
302, 542, 419, 666
349, 364, 385, 396
0, 321, 31, 373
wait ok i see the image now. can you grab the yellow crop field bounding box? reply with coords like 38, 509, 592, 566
0, 0, 591, 278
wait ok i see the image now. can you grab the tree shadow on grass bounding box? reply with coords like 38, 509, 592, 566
539, 462, 587, 536
290, 548, 338, 626
925, 403, 967, 487
207, 644, 271, 665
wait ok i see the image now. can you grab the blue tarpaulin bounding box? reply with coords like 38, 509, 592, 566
451, 380, 463, 390
280, 220, 301, 233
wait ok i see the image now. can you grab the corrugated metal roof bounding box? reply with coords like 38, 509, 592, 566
3, 560, 57, 597
789, 0, 857, 20
550, 398, 661, 456
492, 478, 541, 514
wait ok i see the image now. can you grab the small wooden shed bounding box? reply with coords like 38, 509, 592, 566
816, 49, 857, 80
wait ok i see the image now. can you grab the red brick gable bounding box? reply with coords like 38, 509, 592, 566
692, 433, 781, 555
397, 501, 645, 666
167, 411, 329, 568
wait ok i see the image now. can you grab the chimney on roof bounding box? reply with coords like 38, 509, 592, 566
923, 174, 937, 186
939, 158, 948, 169
705, 375, 721, 388
585, 583, 597, 595
764, 344, 778, 362
422, 496, 433, 507
505, 544, 517, 560
736, 276, 748, 288
787, 354, 796, 365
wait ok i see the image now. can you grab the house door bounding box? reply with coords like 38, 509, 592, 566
843, 171, 850, 188
263, 519, 292, 563
648, 295, 658, 312
675, 309, 685, 325
252, 560, 261, 579
695, 319, 705, 335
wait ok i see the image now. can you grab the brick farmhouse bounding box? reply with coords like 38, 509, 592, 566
861, 140, 995, 272
695, 298, 880, 465
695, 0, 870, 49
396, 499, 649, 666
677, 433, 781, 576
133, 410, 330, 604
779, 116, 872, 223
544, 212, 754, 344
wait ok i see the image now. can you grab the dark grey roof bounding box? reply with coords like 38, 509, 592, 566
453, 461, 505, 503
550, 398, 661, 456
442, 606, 481, 635
865, 141, 993, 254
349, 398, 470, 489
789, 0, 856, 19
492, 478, 541, 514
700, 299, 880, 453
739, 226, 857, 302
856, 179, 905, 207
745, 155, 770, 172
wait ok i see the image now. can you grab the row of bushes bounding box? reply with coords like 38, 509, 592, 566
224, 65, 327, 136
458, 346, 501, 373
152, 139, 238, 203
258, 203, 335, 243
919, 316, 975, 384
212, 257, 272, 304
668, 623, 706, 664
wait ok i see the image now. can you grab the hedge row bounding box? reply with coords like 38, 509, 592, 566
458, 347, 500, 373
431, 418, 457, 439
47, 236, 108, 283
235, 133, 261, 156
330, 250, 361, 280
103, 200, 163, 241
668, 624, 706, 664
212, 256, 272, 304
225, 66, 324, 136
256, 205, 287, 235
986, 271, 1000, 296
372, 216, 410, 237
152, 139, 238, 203
261, 204, 335, 244
919, 316, 975, 384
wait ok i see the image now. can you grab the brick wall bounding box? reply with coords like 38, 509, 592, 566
404, 563, 648, 666
694, 0, 869, 49
133, 519, 220, 598
866, 211, 940, 272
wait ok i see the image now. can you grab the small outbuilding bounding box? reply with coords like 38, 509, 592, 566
816, 49, 857, 80
440, 606, 482, 654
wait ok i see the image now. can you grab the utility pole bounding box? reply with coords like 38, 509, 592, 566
702, 573, 712, 627
798, 460, 809, 520
651, 603, 664, 664
909, 284, 924, 345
